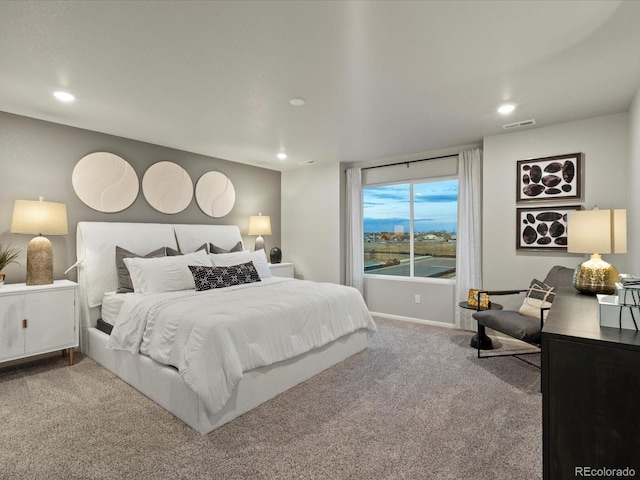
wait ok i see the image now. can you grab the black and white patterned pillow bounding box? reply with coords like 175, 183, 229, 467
188, 262, 261, 291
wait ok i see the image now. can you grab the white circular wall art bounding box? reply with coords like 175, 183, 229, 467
195, 171, 236, 218
72, 152, 139, 213
142, 161, 193, 214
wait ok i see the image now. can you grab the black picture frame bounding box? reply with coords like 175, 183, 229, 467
516, 153, 583, 202
516, 205, 582, 251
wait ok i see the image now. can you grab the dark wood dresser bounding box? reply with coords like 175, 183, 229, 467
542, 285, 640, 479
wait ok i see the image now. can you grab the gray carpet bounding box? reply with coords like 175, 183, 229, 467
0, 318, 541, 479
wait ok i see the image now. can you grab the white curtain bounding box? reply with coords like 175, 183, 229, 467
455, 149, 483, 331
346, 167, 364, 295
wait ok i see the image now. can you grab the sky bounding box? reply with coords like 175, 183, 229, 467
363, 179, 458, 233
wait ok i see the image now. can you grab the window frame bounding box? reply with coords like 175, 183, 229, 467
363, 174, 458, 282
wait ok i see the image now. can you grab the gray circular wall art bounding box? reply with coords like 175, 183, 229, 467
142, 161, 193, 214
195, 171, 236, 218
72, 152, 139, 213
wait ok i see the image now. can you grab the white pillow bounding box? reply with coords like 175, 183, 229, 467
209, 249, 272, 279
124, 250, 212, 293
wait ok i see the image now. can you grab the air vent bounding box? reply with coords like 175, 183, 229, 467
298, 160, 316, 165
502, 119, 537, 130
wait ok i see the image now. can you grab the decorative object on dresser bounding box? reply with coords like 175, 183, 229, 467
0, 244, 20, 287
0, 280, 78, 366
248, 213, 271, 250
269, 246, 282, 264
72, 152, 139, 213
567, 206, 627, 295
10, 198, 68, 285
194, 171, 236, 218
516, 152, 583, 202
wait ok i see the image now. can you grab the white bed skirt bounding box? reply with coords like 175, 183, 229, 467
86, 327, 369, 435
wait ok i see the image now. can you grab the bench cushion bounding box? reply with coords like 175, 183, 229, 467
473, 310, 542, 344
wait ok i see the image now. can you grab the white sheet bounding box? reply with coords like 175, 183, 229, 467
101, 292, 131, 325
107, 277, 376, 415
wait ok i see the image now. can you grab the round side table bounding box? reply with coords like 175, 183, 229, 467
458, 301, 503, 350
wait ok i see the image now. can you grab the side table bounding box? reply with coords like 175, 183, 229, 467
458, 301, 503, 350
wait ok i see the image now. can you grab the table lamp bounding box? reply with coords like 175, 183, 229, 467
248, 213, 271, 251
10, 198, 68, 285
567, 207, 626, 295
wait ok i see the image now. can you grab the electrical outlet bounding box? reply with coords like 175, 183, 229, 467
415, 294, 421, 304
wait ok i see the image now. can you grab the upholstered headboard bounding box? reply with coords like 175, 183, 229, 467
75, 222, 243, 349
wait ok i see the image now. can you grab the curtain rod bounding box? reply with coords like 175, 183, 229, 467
361, 153, 457, 171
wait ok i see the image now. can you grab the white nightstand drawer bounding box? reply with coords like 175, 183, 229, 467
269, 262, 294, 278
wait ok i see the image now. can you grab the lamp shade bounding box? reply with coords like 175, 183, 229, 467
10, 199, 68, 235
248, 215, 272, 236
567, 209, 626, 254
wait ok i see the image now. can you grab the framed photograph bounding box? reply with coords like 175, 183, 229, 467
516, 153, 583, 202
516, 205, 582, 251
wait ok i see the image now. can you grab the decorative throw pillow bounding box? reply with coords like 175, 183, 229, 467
519, 279, 556, 319
115, 246, 166, 293
209, 241, 243, 254
189, 262, 261, 291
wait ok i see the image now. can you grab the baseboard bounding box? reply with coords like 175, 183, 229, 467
370, 311, 456, 329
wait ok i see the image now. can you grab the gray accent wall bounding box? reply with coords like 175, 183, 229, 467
0, 111, 281, 284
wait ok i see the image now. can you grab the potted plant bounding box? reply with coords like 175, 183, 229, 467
0, 244, 20, 286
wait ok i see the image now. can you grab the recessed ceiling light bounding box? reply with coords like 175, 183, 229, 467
277, 152, 287, 160
289, 97, 306, 106
497, 103, 516, 114
54, 91, 75, 102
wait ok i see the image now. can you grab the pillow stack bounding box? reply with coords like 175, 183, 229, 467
115, 245, 272, 294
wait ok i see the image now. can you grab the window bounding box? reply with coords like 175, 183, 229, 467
363, 178, 458, 279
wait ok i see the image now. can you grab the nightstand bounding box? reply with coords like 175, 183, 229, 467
269, 262, 294, 278
0, 280, 78, 366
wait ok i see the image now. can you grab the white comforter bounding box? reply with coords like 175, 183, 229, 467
107, 277, 376, 415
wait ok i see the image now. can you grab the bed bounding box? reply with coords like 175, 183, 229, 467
76, 221, 375, 434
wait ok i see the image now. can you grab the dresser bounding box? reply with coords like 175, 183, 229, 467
542, 285, 640, 479
0, 280, 78, 366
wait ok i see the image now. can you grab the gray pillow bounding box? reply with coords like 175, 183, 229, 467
115, 246, 166, 293
209, 241, 243, 254
166, 244, 208, 256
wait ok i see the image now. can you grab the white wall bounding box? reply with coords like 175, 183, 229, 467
281, 162, 341, 283
364, 276, 456, 326
483, 113, 629, 290
628, 85, 640, 274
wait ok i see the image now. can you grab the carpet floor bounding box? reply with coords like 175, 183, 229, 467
0, 318, 541, 479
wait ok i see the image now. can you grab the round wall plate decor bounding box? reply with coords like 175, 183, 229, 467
72, 152, 139, 213
195, 171, 236, 218
142, 161, 193, 214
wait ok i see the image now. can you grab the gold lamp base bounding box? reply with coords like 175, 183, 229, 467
26, 236, 53, 286
573, 253, 619, 295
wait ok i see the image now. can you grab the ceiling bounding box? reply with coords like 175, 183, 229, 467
1, 1, 640, 172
